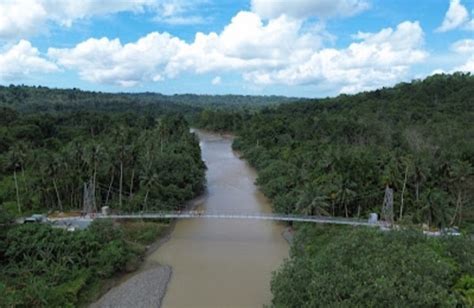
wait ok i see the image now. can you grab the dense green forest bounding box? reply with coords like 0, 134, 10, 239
271, 226, 474, 307
0, 109, 205, 219
0, 85, 294, 114
0, 106, 206, 306
0, 219, 169, 306
1, 73, 473, 306
200, 73, 474, 230
196, 73, 474, 306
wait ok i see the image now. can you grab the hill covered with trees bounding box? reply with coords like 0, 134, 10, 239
0, 85, 296, 114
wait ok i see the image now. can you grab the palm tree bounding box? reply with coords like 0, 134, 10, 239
112, 126, 128, 210
85, 142, 103, 210
296, 183, 330, 216
447, 160, 472, 226
399, 156, 413, 220
139, 171, 159, 212
335, 179, 357, 218
45, 155, 65, 211
5, 147, 22, 214
419, 188, 452, 229
13, 141, 30, 194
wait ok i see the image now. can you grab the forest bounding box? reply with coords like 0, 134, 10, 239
0, 85, 293, 114
200, 73, 474, 231
0, 109, 205, 218
0, 105, 206, 306
271, 225, 474, 307
196, 73, 474, 306
0, 73, 473, 306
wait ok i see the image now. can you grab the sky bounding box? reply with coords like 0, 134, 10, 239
0, 0, 473, 98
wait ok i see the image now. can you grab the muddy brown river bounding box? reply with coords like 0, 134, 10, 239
148, 130, 289, 307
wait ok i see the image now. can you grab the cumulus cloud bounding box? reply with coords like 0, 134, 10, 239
455, 56, 474, 72
0, 0, 206, 39
450, 39, 474, 74
0, 0, 47, 38
436, 0, 473, 32
49, 12, 320, 85
243, 21, 427, 93
0, 40, 58, 80
451, 39, 474, 53
48, 11, 426, 94
48, 32, 186, 87
251, 0, 369, 19
152, 0, 209, 25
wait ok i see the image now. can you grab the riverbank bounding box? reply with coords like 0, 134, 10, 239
90, 265, 172, 308
88, 194, 207, 307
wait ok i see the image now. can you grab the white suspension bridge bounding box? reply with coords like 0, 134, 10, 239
92, 210, 380, 227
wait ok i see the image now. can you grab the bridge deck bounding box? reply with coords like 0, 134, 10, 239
98, 211, 377, 227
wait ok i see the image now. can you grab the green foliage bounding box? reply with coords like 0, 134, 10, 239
0, 221, 151, 307
0, 110, 206, 216
202, 73, 474, 307
121, 221, 168, 245
0, 84, 294, 115
230, 73, 474, 229
271, 226, 474, 307
454, 275, 474, 306
0, 86, 207, 306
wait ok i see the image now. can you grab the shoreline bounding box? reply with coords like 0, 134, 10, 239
88, 193, 207, 308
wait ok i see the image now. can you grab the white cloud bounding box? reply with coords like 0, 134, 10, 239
154, 15, 207, 25
0, 0, 207, 39
0, 0, 47, 38
49, 12, 321, 85
0, 40, 58, 80
152, 0, 209, 25
211, 76, 222, 85
43, 0, 156, 27
48, 11, 426, 94
243, 21, 427, 93
436, 0, 473, 32
455, 56, 474, 72
48, 33, 187, 87
465, 19, 474, 30
251, 0, 369, 19
451, 39, 474, 53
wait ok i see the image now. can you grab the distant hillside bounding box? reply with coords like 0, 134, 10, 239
0, 85, 300, 114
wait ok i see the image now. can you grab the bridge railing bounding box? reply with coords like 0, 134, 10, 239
98, 210, 376, 226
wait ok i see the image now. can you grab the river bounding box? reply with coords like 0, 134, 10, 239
148, 129, 289, 307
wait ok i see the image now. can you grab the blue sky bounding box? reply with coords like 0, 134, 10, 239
0, 0, 473, 97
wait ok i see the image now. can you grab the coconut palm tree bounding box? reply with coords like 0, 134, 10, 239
139, 171, 159, 212
5, 146, 23, 214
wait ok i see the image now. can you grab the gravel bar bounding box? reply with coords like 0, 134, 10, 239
90, 265, 172, 308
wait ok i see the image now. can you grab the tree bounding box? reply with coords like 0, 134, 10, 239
5, 146, 23, 214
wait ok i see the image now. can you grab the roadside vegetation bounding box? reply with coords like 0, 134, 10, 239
0, 219, 169, 307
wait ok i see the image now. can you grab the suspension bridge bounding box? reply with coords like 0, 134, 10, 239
94, 210, 380, 227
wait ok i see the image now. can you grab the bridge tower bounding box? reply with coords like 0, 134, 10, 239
381, 185, 394, 226
82, 179, 96, 216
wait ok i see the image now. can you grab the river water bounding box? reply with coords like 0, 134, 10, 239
148, 130, 289, 307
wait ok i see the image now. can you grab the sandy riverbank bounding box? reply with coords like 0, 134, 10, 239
89, 194, 207, 308
90, 265, 172, 308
